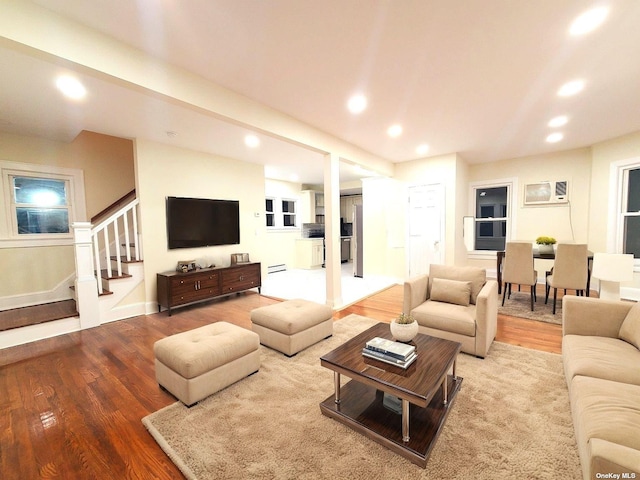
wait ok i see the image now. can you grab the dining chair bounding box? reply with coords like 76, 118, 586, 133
502, 242, 537, 311
545, 243, 589, 314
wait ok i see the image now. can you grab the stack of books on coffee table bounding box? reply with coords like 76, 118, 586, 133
362, 337, 417, 369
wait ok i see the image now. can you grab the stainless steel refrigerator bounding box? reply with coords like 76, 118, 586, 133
353, 204, 363, 277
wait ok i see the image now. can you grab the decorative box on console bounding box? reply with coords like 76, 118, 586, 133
231, 253, 250, 265
176, 260, 196, 273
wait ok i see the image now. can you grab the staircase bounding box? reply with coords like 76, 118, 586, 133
0, 192, 145, 349
74, 193, 144, 327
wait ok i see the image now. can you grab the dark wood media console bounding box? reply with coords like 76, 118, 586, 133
157, 262, 261, 315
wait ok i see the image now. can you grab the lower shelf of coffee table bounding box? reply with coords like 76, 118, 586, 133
319, 374, 462, 468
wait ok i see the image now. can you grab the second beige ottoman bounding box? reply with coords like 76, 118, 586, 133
154, 321, 260, 406
251, 299, 333, 356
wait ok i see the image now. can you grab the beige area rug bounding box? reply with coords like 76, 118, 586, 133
142, 315, 580, 480
499, 290, 564, 324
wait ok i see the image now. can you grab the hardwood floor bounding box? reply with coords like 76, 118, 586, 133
0, 286, 561, 479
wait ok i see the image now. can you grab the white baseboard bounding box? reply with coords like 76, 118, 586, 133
0, 316, 81, 350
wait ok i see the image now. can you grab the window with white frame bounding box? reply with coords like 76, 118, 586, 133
282, 199, 296, 227
471, 183, 512, 252
265, 196, 298, 229
265, 198, 275, 227
12, 176, 71, 234
620, 165, 640, 261
1, 161, 85, 245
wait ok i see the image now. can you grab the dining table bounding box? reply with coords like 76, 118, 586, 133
496, 249, 594, 296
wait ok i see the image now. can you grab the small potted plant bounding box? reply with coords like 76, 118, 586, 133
536, 236, 557, 255
390, 313, 419, 343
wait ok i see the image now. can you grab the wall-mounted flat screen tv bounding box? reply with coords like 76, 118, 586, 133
166, 196, 240, 249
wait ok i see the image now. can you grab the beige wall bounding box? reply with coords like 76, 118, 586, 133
466, 148, 592, 273
134, 139, 266, 312
590, 131, 640, 252
0, 245, 74, 296
0, 130, 134, 302
69, 131, 135, 218
264, 178, 303, 270
362, 177, 405, 280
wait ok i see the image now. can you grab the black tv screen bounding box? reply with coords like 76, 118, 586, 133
166, 196, 240, 249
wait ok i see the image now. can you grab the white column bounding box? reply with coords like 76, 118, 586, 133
73, 222, 101, 329
324, 153, 342, 307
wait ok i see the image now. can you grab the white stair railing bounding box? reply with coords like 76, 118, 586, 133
91, 199, 142, 295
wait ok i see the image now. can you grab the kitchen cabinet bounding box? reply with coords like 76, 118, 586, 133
295, 239, 324, 269
300, 190, 324, 224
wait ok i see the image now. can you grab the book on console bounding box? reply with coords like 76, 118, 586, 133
362, 348, 417, 369
365, 337, 416, 360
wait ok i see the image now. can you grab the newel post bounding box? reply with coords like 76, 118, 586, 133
73, 222, 100, 329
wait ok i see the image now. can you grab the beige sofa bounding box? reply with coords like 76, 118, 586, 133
562, 296, 640, 479
403, 264, 498, 358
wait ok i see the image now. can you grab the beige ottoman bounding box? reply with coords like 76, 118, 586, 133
251, 299, 333, 356
154, 322, 260, 406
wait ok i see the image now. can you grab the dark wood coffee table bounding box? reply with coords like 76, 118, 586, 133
319, 322, 462, 467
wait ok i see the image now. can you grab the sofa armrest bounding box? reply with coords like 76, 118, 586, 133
562, 296, 633, 338
403, 274, 429, 314
474, 280, 498, 358
590, 438, 640, 479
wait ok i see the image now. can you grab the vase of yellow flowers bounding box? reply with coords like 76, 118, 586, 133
536, 236, 557, 255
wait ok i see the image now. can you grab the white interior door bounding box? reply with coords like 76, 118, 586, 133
408, 184, 445, 277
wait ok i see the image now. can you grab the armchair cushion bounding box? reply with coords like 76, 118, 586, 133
619, 302, 640, 350
430, 278, 471, 306
412, 301, 476, 336
428, 264, 486, 304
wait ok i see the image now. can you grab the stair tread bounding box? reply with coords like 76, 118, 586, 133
99, 270, 133, 280
69, 285, 113, 296
109, 256, 143, 264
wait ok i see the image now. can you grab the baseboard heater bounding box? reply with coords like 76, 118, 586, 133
267, 264, 287, 274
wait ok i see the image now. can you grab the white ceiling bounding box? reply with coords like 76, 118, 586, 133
3, 0, 640, 185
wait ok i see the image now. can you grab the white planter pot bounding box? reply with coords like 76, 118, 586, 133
390, 321, 419, 343
538, 244, 555, 255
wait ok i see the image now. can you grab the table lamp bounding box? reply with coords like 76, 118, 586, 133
591, 253, 634, 300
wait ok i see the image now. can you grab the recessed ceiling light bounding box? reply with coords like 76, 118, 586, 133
347, 94, 367, 114
244, 134, 260, 148
387, 124, 403, 138
416, 144, 430, 155
546, 132, 564, 143
558, 80, 585, 97
548, 116, 569, 128
570, 6, 609, 36
56, 75, 86, 100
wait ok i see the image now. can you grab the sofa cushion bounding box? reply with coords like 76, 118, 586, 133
411, 300, 476, 336
619, 301, 640, 350
430, 278, 471, 306
563, 334, 640, 387
570, 376, 640, 458
429, 264, 485, 305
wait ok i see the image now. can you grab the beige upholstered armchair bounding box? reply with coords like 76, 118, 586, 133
403, 264, 498, 358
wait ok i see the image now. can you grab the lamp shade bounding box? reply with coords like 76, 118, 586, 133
592, 253, 634, 282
